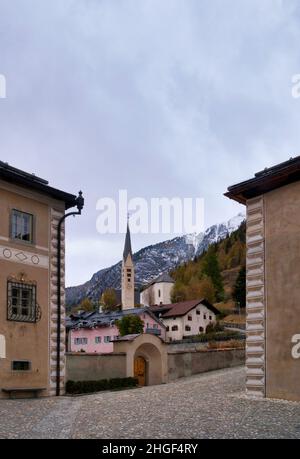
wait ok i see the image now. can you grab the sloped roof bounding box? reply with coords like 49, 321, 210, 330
225, 155, 300, 205
123, 223, 132, 261
141, 272, 175, 292
151, 273, 175, 285
0, 160, 77, 209
67, 306, 165, 329
154, 299, 220, 318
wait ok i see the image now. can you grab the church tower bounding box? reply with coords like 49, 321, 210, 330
121, 221, 135, 310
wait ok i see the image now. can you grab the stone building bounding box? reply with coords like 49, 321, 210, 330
225, 156, 300, 401
0, 161, 82, 398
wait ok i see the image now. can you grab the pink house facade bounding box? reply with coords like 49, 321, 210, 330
67, 308, 166, 354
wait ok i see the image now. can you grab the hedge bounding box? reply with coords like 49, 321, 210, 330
66, 377, 138, 395
171, 330, 245, 345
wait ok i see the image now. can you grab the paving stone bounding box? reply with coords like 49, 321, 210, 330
0, 367, 299, 439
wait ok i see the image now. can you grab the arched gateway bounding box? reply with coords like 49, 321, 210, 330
113, 334, 168, 386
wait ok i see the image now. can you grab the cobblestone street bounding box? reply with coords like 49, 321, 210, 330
1, 367, 300, 439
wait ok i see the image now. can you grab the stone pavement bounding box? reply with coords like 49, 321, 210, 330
1, 367, 300, 439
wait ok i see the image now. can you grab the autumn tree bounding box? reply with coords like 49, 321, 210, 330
77, 298, 94, 312
101, 288, 119, 312
171, 281, 188, 303
197, 276, 216, 304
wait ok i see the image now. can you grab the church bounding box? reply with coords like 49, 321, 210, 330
66, 223, 166, 353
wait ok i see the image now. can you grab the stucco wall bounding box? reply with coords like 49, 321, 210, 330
168, 348, 245, 382
66, 353, 127, 381
164, 304, 216, 342
0, 181, 66, 398
69, 312, 165, 354
265, 181, 300, 401
0, 184, 51, 398
141, 282, 173, 306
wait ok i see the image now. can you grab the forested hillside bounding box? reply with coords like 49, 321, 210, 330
170, 221, 246, 309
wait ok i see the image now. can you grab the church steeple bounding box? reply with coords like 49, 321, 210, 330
123, 222, 132, 261
121, 219, 135, 310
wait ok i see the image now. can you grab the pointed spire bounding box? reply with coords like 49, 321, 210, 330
123, 217, 132, 261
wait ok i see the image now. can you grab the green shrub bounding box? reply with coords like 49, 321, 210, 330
66, 377, 138, 395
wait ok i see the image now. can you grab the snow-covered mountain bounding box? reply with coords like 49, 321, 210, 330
66, 213, 245, 307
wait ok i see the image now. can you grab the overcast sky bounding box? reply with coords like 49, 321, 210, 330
1, 0, 300, 286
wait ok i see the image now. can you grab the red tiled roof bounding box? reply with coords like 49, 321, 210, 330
153, 299, 219, 318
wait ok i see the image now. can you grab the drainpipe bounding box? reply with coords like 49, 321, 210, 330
56, 191, 84, 396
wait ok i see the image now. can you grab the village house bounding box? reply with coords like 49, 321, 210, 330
0, 161, 83, 398
67, 222, 166, 353
66, 307, 166, 353
226, 155, 300, 401
150, 299, 219, 342
140, 272, 175, 306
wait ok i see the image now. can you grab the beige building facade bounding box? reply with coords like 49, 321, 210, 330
226, 156, 300, 401
140, 273, 174, 306
150, 299, 218, 342
0, 161, 81, 398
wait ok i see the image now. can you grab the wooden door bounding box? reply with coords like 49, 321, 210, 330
134, 356, 146, 386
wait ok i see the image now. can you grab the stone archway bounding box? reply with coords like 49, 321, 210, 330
113, 334, 168, 385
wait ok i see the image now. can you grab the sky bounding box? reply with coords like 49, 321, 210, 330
1, 0, 300, 286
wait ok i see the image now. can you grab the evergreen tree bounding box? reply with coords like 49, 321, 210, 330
202, 246, 224, 301
233, 266, 246, 308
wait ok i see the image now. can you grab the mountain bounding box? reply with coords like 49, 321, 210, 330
66, 213, 245, 307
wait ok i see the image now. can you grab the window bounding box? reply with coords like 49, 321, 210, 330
196, 310, 200, 315
95, 336, 102, 344
185, 325, 191, 332
104, 336, 111, 343
7, 281, 37, 323
12, 360, 31, 371
166, 326, 169, 332
158, 289, 161, 298
11, 210, 33, 243
171, 325, 178, 331
209, 316, 212, 321
188, 315, 192, 321
204, 314, 207, 320
199, 327, 204, 333
74, 338, 87, 345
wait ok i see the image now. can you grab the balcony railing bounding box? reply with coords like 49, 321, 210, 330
146, 328, 161, 336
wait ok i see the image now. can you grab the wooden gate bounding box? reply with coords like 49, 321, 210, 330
134, 356, 146, 386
